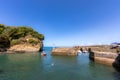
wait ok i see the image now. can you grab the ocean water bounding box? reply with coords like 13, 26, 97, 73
0, 47, 120, 80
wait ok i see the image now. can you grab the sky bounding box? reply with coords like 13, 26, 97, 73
0, 0, 120, 46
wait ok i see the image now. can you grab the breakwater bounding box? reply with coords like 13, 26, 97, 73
51, 45, 120, 69
51, 47, 78, 56
79, 45, 120, 67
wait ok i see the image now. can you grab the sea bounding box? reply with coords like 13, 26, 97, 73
0, 47, 120, 80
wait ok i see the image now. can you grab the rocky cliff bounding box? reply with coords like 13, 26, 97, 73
0, 24, 44, 53
8, 35, 43, 53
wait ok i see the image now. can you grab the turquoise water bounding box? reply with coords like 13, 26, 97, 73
0, 47, 120, 80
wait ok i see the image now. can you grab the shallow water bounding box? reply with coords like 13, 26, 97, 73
0, 47, 120, 80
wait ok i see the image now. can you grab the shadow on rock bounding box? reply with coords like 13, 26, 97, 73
113, 54, 120, 72
88, 48, 95, 61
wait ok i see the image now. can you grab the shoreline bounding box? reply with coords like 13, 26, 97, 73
0, 50, 41, 54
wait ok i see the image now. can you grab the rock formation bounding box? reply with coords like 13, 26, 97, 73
0, 24, 44, 53
8, 35, 43, 53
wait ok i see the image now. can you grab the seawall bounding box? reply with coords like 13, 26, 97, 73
89, 51, 117, 65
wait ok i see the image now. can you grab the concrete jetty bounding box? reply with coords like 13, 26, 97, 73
51, 45, 120, 68
51, 47, 78, 56
89, 51, 117, 65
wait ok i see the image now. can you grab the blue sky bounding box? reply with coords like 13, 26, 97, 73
0, 0, 120, 46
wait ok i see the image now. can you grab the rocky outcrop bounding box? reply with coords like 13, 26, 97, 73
8, 36, 43, 53
0, 24, 44, 53
51, 47, 78, 56
8, 44, 42, 52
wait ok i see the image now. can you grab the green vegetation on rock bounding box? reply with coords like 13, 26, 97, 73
0, 24, 5, 34
28, 39, 39, 45
11, 39, 20, 46
0, 24, 44, 48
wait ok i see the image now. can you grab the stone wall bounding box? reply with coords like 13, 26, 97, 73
51, 47, 78, 56
78, 45, 120, 66
78, 45, 119, 53
91, 51, 117, 65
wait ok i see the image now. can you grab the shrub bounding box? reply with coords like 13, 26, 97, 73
11, 39, 20, 46
28, 39, 39, 45
0, 24, 5, 34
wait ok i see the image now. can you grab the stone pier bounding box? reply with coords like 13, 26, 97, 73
51, 47, 78, 56
89, 51, 117, 65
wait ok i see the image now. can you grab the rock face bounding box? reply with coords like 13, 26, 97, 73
51, 47, 78, 56
0, 36, 10, 52
8, 44, 42, 52
8, 36, 43, 53
112, 54, 120, 71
